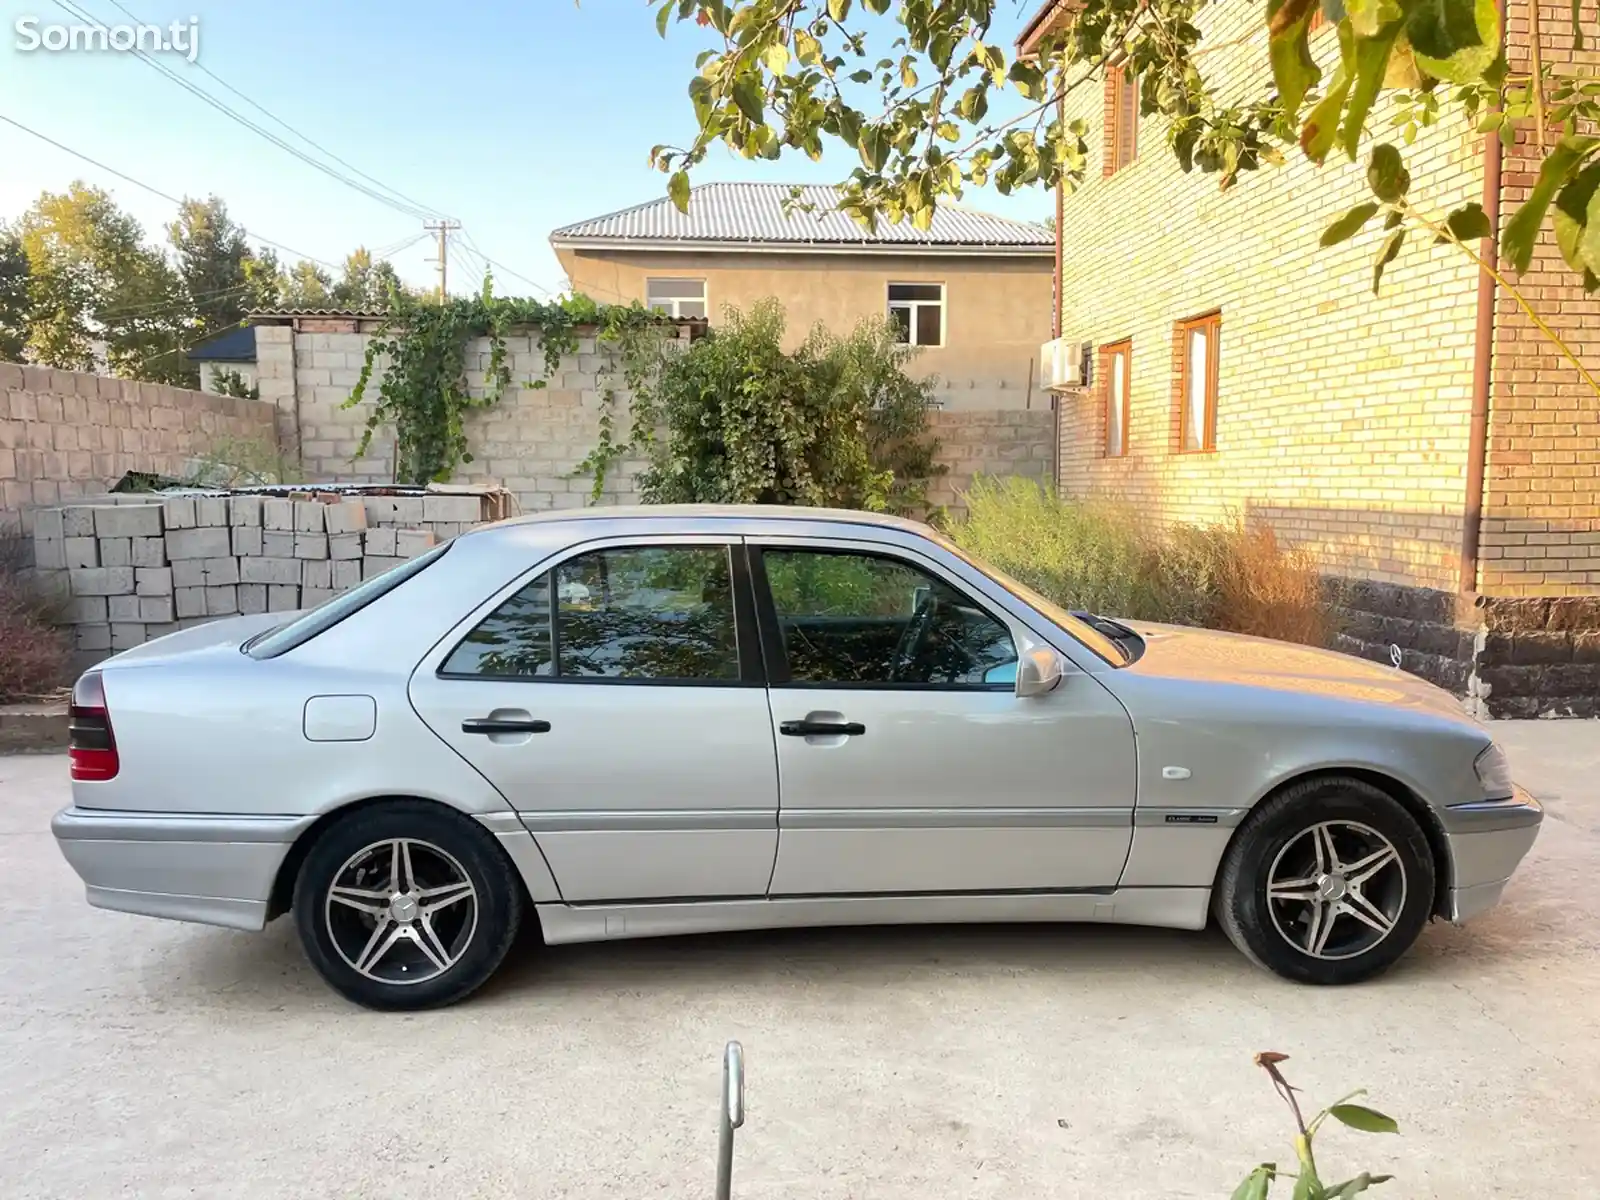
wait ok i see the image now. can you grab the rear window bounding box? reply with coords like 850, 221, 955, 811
244, 541, 452, 659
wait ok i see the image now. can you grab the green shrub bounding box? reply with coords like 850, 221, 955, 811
945, 477, 1326, 645
583, 298, 944, 515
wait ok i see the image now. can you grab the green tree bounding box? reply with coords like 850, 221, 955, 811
280, 259, 334, 308
646, 0, 1600, 373
166, 195, 250, 335
332, 247, 405, 310
0, 228, 29, 363
580, 298, 944, 513
15, 182, 191, 384
241, 247, 284, 311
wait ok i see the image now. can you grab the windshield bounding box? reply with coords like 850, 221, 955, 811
931, 533, 1129, 666
245, 541, 452, 660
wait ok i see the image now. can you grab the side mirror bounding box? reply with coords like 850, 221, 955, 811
1015, 647, 1065, 698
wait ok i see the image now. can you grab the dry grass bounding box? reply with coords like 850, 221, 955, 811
945, 477, 1327, 645
0, 534, 72, 703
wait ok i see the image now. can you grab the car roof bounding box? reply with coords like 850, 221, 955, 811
474, 503, 935, 537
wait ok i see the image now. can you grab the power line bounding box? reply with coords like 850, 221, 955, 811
58, 1, 556, 309
96, 0, 454, 224
0, 110, 346, 272
368, 231, 429, 261
459, 229, 554, 297
51, 0, 436, 222
100, 0, 451, 222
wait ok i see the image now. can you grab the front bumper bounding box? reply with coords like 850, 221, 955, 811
51, 806, 316, 931
1440, 785, 1544, 923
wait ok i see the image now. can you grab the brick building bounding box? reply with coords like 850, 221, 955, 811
1021, 0, 1600, 716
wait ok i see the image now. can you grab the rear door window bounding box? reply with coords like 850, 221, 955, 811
440, 544, 741, 682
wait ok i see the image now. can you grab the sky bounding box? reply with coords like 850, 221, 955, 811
0, 0, 1053, 301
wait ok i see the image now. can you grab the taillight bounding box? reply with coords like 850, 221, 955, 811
69, 670, 119, 782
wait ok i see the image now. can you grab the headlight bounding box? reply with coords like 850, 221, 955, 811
1473, 743, 1514, 798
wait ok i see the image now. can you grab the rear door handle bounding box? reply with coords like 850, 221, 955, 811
779, 720, 865, 737
462, 717, 551, 735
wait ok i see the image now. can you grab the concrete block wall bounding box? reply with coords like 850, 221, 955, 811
252, 319, 669, 503
925, 409, 1056, 516
0, 363, 280, 533
252, 318, 1054, 515
35, 490, 487, 665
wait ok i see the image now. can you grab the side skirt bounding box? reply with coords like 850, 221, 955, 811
535, 887, 1212, 945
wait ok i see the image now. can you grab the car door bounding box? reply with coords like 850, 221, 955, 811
752, 537, 1137, 896
408, 536, 778, 902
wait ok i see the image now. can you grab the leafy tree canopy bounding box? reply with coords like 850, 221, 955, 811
1, 182, 413, 383
645, 0, 1600, 295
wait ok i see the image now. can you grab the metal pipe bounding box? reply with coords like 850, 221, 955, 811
715, 1041, 745, 1200
1460, 0, 1507, 596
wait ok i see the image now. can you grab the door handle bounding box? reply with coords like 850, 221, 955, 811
779, 719, 865, 737
462, 717, 551, 735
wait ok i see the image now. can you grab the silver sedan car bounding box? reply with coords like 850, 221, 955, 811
52, 506, 1542, 1009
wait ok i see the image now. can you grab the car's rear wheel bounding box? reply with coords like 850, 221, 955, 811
292, 801, 523, 1010
1214, 776, 1435, 985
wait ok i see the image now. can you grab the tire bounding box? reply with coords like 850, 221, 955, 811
1214, 776, 1435, 986
292, 800, 523, 1011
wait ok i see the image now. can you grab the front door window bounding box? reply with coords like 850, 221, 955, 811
760, 548, 1017, 687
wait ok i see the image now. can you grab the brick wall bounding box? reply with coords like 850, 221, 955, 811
253, 318, 1054, 514
1052, 0, 1485, 591
0, 363, 280, 533
1478, 0, 1600, 597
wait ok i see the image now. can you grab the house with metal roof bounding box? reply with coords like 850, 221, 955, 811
549, 182, 1055, 411
186, 324, 260, 396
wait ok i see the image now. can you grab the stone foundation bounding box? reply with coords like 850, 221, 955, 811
1324, 577, 1600, 718
1324, 579, 1475, 694
1472, 597, 1600, 719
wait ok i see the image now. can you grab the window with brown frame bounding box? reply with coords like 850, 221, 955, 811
1308, 6, 1327, 31
1102, 340, 1131, 457
1103, 63, 1138, 176
1176, 312, 1220, 453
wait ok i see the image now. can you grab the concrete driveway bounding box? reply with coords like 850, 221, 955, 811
3, 722, 1597, 1200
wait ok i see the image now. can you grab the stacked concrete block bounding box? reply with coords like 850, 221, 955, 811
41, 487, 495, 665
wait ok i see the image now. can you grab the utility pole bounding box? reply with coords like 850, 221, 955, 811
423, 218, 461, 300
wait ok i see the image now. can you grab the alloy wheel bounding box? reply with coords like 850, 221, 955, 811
323, 838, 479, 985
1265, 820, 1407, 961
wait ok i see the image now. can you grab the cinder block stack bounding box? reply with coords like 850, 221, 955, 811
33, 487, 492, 666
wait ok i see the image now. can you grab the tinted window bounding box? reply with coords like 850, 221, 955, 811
762, 549, 1016, 687
443, 545, 739, 682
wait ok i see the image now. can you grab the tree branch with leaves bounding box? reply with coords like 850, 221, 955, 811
644, 0, 1600, 388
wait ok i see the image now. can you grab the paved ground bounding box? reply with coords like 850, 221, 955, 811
4, 723, 1598, 1199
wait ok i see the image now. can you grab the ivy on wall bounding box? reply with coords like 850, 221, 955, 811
344, 281, 669, 484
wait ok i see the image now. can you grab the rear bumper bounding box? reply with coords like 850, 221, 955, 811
51, 806, 315, 932
1440, 786, 1544, 923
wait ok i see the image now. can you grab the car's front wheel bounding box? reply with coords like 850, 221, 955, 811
292, 800, 523, 1010
1214, 776, 1436, 985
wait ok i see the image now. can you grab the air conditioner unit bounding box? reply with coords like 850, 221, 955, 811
1040, 337, 1089, 390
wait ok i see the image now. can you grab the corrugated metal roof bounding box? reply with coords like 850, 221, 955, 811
247, 306, 390, 317
550, 182, 1053, 250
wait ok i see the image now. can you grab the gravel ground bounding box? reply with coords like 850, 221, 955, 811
3, 721, 1597, 1199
